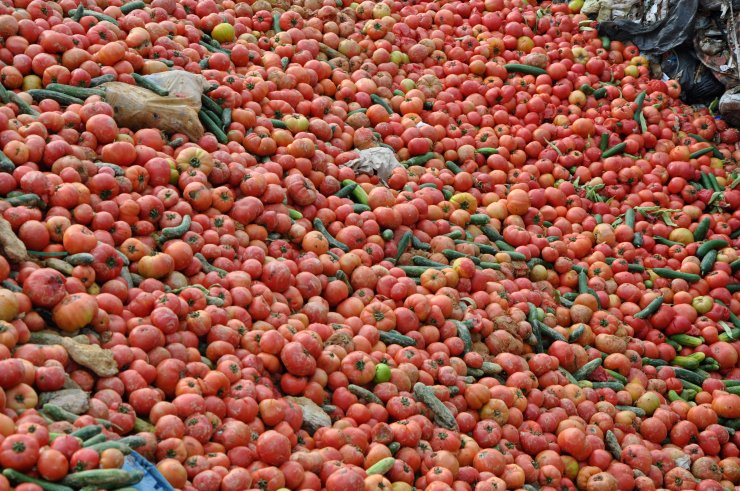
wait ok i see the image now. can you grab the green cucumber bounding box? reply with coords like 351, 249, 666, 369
694, 217, 711, 242
413, 382, 458, 431
120, 1, 145, 13
82, 433, 107, 447
28, 89, 83, 106
411, 256, 446, 267
411, 235, 430, 251
615, 405, 646, 417
158, 215, 191, 244
370, 94, 393, 115
503, 64, 547, 76
394, 230, 413, 263
445, 160, 463, 174
476, 147, 499, 156
336, 181, 358, 199
62, 469, 144, 489
70, 425, 102, 440
313, 218, 349, 253
86, 441, 134, 455
700, 249, 717, 276
453, 320, 473, 354
80, 9, 119, 25
442, 249, 480, 265
605, 430, 621, 460
89, 74, 116, 87
3, 469, 74, 491
64, 253, 94, 266
591, 381, 625, 390
652, 268, 701, 283
402, 152, 435, 167
568, 325, 585, 343
45, 84, 105, 99
602, 142, 627, 158
199, 110, 227, 144
572, 358, 602, 380
593, 87, 607, 99
132, 73, 168, 96
673, 366, 707, 386
469, 214, 490, 225
605, 369, 628, 384
697, 239, 728, 258
538, 321, 566, 342
669, 335, 704, 348
348, 384, 382, 404
366, 457, 395, 475
690, 147, 715, 160
378, 330, 416, 347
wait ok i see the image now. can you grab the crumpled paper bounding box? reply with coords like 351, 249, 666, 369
340, 147, 403, 184
720, 85, 740, 125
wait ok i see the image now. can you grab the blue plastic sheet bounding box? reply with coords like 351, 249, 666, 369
121, 451, 175, 491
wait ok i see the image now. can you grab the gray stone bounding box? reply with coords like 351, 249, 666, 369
39, 389, 89, 415
286, 397, 330, 435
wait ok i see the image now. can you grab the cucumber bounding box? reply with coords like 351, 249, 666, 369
452, 320, 473, 354
605, 430, 621, 460
605, 369, 628, 384
366, 457, 395, 476
402, 152, 436, 167
132, 73, 168, 96
70, 425, 103, 440
86, 441, 134, 455
348, 384, 382, 405
669, 335, 704, 348
199, 110, 227, 144
454, 240, 498, 256
652, 268, 701, 283
673, 366, 707, 386
445, 161, 463, 174
700, 249, 717, 276
411, 235, 430, 251
89, 74, 117, 87
28, 89, 83, 106
43, 403, 80, 423
616, 405, 646, 417
476, 147, 499, 156
312, 218, 349, 253
395, 230, 412, 263
411, 257, 446, 267
538, 321, 566, 342
336, 182, 358, 199
342, 179, 369, 205
690, 147, 714, 160
378, 330, 416, 347
697, 239, 728, 258
442, 249, 480, 265
572, 358, 602, 380
158, 215, 191, 245
602, 142, 627, 158
62, 469, 144, 489
370, 94, 393, 115
480, 225, 504, 242
503, 63, 547, 76
82, 433, 107, 447
201, 94, 224, 117
591, 381, 625, 390
194, 253, 227, 278
654, 236, 683, 247
469, 214, 490, 225
45, 84, 105, 99
3, 469, 74, 491
413, 382, 458, 431
592, 87, 607, 99
568, 325, 585, 343
80, 9, 119, 25
120, 1, 145, 13
694, 217, 711, 242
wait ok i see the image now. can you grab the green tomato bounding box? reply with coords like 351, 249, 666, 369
568, 0, 584, 12
374, 363, 391, 383
692, 295, 713, 315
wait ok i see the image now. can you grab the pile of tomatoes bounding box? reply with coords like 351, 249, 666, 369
0, 0, 738, 490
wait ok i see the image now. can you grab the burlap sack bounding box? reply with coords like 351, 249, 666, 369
102, 82, 204, 141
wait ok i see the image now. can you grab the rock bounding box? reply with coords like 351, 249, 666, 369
59, 338, 118, 377
286, 397, 331, 435
39, 389, 89, 415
